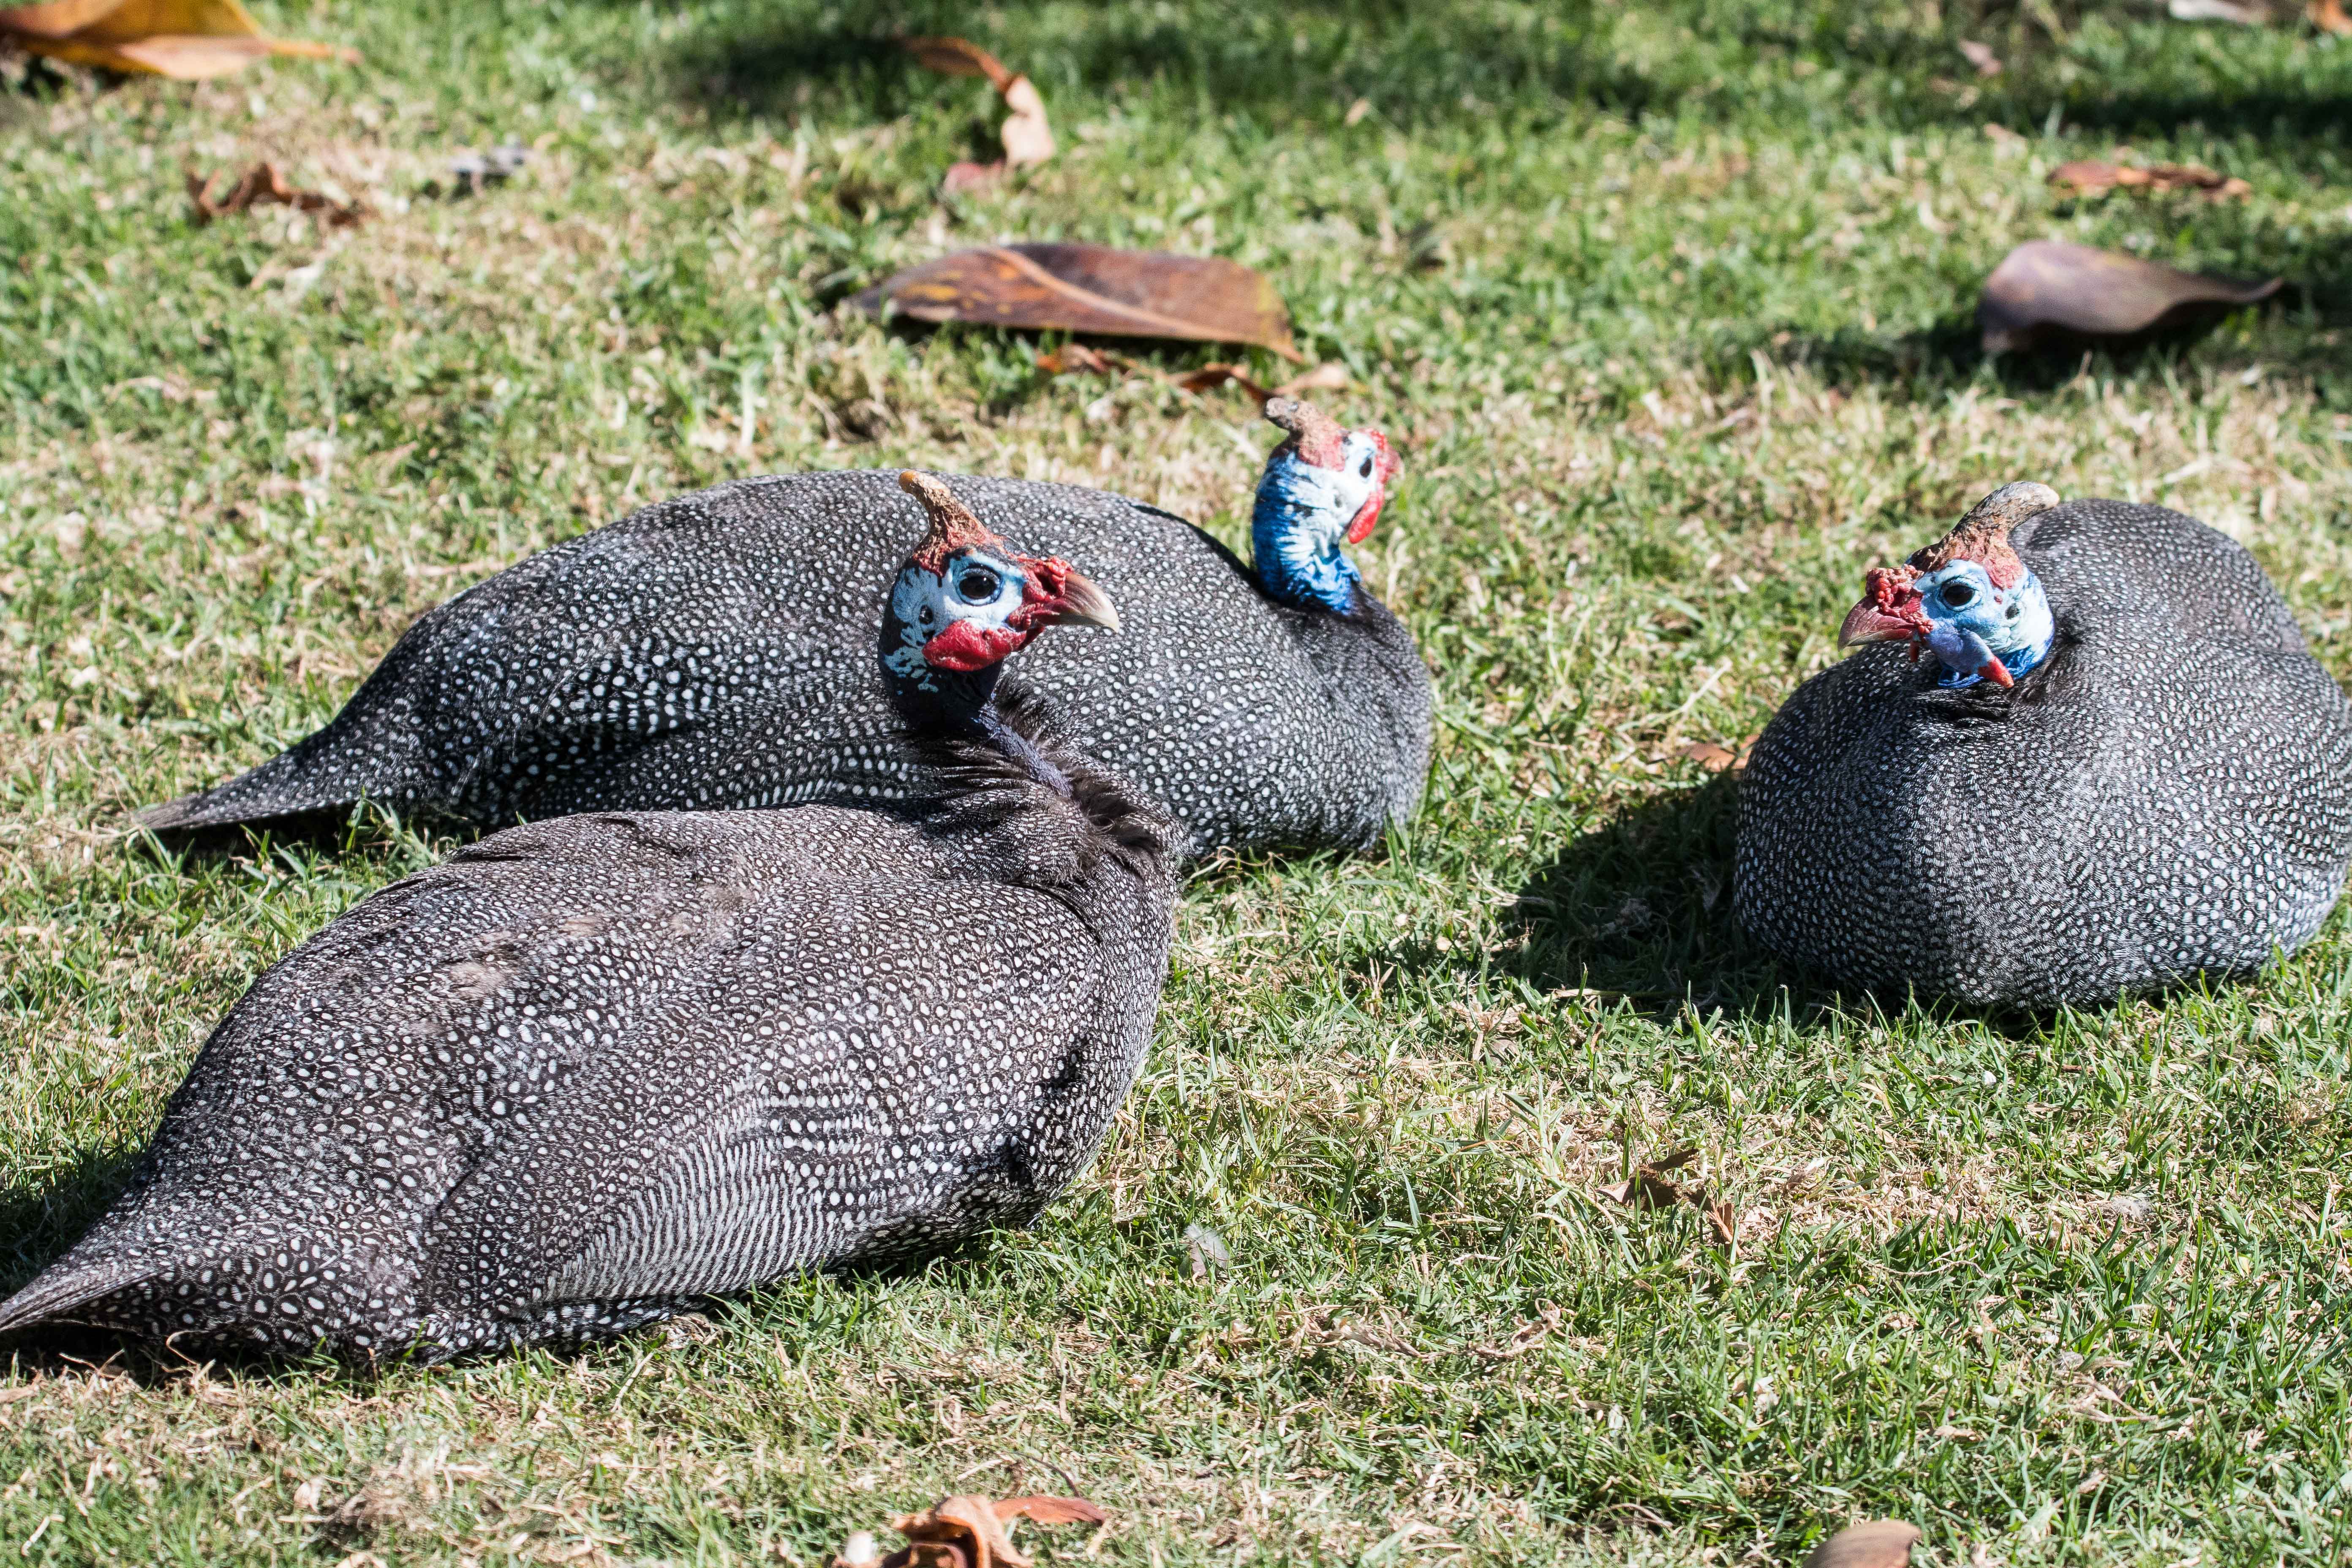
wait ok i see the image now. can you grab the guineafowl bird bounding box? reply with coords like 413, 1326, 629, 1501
0, 475, 1174, 1361
1736, 482, 2352, 1007
139, 400, 1430, 862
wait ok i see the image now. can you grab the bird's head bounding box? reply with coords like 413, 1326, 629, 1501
881, 471, 1118, 724
1838, 482, 2061, 689
1250, 396, 1400, 613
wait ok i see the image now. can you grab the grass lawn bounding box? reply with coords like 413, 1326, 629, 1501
4, 0, 2351, 1562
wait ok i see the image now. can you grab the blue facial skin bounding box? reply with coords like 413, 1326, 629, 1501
1914, 559, 2055, 688
1250, 435, 1384, 613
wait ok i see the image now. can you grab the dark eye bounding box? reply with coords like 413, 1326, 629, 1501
956, 566, 1001, 601
919, 606, 934, 624
1941, 582, 1976, 610
1358, 456, 1374, 479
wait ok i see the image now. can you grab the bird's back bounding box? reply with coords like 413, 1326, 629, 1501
3, 792, 1172, 1359
142, 471, 1429, 858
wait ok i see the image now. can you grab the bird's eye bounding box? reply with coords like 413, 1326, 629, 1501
1358, 455, 1374, 479
1941, 582, 1977, 610
919, 606, 934, 624
955, 566, 1001, 602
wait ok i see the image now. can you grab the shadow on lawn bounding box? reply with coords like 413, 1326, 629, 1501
1772, 241, 2351, 399
648, 2, 1665, 128
1506, 773, 1794, 1017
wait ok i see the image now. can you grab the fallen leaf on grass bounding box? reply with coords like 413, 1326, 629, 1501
1978, 240, 2280, 354
1804, 1520, 1923, 1568
1182, 1222, 1230, 1279
2047, 158, 2249, 200
856, 243, 1301, 359
2315, 0, 2352, 32
843, 1493, 1108, 1568
1470, 1301, 1563, 1360
1600, 1146, 1740, 1252
188, 161, 367, 226
0, 0, 354, 79
1957, 39, 2003, 74
904, 35, 1054, 189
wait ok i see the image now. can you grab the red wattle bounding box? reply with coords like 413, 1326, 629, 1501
1345, 489, 1385, 545
923, 618, 1026, 672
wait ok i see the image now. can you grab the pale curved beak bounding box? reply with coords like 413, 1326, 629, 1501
1045, 566, 1120, 633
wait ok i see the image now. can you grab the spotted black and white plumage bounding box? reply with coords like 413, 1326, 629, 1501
1736, 488, 2352, 1008
0, 479, 1174, 1361
140, 403, 1430, 861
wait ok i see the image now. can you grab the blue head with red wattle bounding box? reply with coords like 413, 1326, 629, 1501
882, 471, 1119, 730
1251, 397, 1400, 614
1839, 482, 2059, 689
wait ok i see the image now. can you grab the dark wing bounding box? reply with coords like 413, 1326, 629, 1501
411, 874, 1107, 1313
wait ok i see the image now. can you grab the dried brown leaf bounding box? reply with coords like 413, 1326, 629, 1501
900, 34, 1011, 92
1470, 1302, 1562, 1360
1979, 240, 2279, 353
941, 161, 1005, 194
1034, 344, 1115, 377
997, 74, 1054, 169
1804, 1520, 1922, 1568
992, 1497, 1109, 1527
2315, 0, 2352, 33
0, 0, 354, 79
896, 1496, 1027, 1568
2048, 158, 2248, 200
188, 160, 367, 227
1705, 1198, 1738, 1251
1599, 1171, 1689, 1210
878, 1493, 1105, 1568
856, 244, 1300, 359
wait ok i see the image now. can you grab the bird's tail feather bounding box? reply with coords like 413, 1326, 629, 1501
0, 1259, 154, 1337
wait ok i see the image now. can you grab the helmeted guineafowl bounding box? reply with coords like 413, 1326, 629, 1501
1735, 482, 2352, 1008
139, 400, 1430, 862
0, 474, 1174, 1361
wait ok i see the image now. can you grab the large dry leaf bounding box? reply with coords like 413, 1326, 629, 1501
0, 0, 354, 77
1978, 240, 2280, 354
856, 243, 1301, 359
1957, 39, 2003, 74
1804, 1520, 1922, 1568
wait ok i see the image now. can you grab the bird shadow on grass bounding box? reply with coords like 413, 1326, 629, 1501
1503, 773, 1794, 1022
1764, 219, 2352, 398
1768, 297, 2339, 401
1492, 776, 2073, 1038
